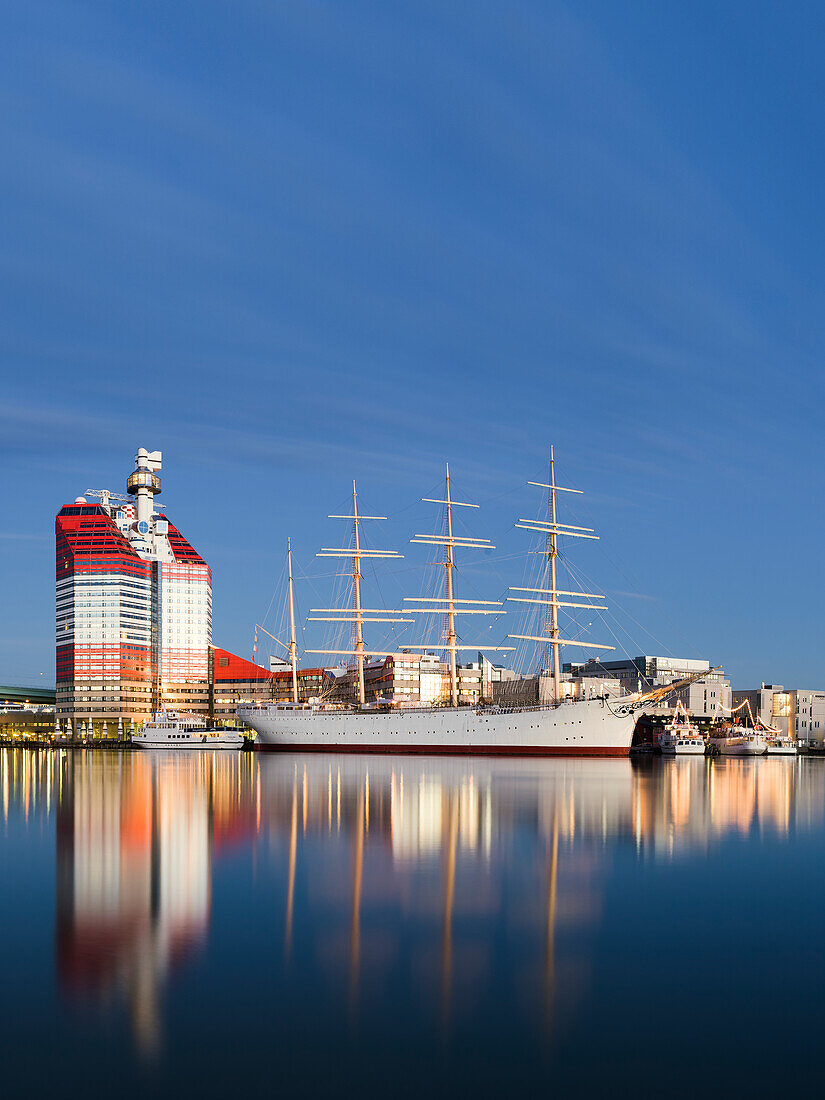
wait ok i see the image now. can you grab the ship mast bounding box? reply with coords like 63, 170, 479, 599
444, 465, 458, 706
306, 482, 409, 707
508, 447, 615, 703
287, 537, 298, 704
351, 483, 366, 705
548, 448, 561, 701
255, 538, 302, 702
404, 463, 513, 706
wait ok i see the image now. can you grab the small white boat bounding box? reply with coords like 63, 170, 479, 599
659, 730, 706, 755
712, 725, 767, 757
658, 703, 706, 755
766, 736, 797, 756
133, 710, 247, 749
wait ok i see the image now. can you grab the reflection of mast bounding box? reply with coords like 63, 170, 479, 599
349, 786, 365, 1017
442, 791, 459, 1028
285, 769, 298, 960
544, 809, 559, 1032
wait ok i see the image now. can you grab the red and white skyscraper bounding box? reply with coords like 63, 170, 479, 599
56, 449, 212, 733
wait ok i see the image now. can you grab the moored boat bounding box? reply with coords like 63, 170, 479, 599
133, 710, 247, 749
766, 735, 797, 756
658, 703, 706, 755
709, 725, 768, 757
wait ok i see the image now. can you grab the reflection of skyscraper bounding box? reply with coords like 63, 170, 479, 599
55, 753, 252, 1054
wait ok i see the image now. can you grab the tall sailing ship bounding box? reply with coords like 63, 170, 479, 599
237, 451, 694, 756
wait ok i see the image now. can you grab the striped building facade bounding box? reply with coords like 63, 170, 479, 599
55, 450, 212, 734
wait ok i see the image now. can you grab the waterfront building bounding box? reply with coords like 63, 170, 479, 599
791, 690, 825, 746
321, 652, 517, 707
271, 666, 326, 702
0, 709, 56, 740
210, 649, 272, 721
209, 649, 325, 721
670, 675, 732, 718
734, 685, 825, 745
267, 656, 327, 702
55, 448, 212, 732
493, 672, 626, 707
566, 655, 731, 718
732, 684, 792, 733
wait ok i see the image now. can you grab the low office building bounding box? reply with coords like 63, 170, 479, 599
793, 690, 825, 747
324, 652, 517, 707
210, 649, 273, 722
0, 684, 56, 740
732, 685, 792, 732
731, 684, 825, 744
493, 673, 625, 707
568, 655, 731, 718
325, 653, 443, 706
268, 657, 326, 702
210, 650, 326, 722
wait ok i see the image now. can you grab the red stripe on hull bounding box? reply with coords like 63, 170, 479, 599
253, 743, 630, 757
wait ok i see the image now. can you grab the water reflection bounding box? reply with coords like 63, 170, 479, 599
2, 749, 824, 1062
51, 752, 255, 1054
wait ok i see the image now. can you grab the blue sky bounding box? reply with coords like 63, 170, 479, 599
3, 0, 825, 688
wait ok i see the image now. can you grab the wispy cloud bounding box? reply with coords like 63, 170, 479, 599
609, 590, 657, 603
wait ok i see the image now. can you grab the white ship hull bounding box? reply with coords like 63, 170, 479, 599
660, 739, 705, 756
133, 737, 243, 749
718, 737, 767, 757
133, 716, 245, 750
133, 732, 244, 749
237, 697, 638, 756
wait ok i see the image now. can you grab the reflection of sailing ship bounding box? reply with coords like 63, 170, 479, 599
55, 752, 256, 1053
262, 755, 634, 1034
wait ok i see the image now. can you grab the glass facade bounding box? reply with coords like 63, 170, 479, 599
154, 560, 212, 714
56, 486, 213, 732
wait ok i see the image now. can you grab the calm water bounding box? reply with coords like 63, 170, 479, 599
2, 748, 825, 1098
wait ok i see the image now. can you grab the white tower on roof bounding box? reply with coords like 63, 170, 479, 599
126, 448, 162, 530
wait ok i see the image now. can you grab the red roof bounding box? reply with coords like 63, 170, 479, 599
157, 515, 208, 565
55, 505, 148, 579
212, 648, 272, 681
